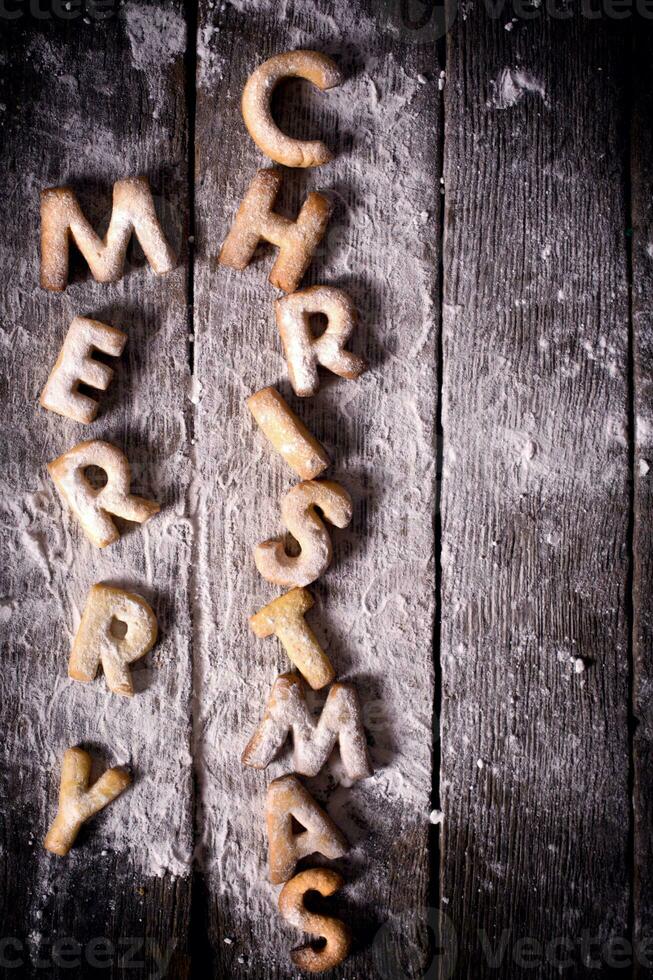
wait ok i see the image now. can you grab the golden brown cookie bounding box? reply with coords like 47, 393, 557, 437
40, 177, 176, 291
247, 386, 330, 480
40, 316, 127, 424
250, 587, 334, 690
218, 169, 331, 293
276, 285, 366, 397
242, 50, 343, 168
242, 672, 372, 781
267, 774, 347, 884
278, 867, 352, 973
44, 747, 131, 856
254, 480, 352, 588
47, 440, 160, 548
69, 584, 158, 697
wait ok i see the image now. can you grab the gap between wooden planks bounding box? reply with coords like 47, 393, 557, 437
2, 3, 650, 979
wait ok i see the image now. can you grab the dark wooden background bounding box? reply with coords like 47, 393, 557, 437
1, 1, 652, 978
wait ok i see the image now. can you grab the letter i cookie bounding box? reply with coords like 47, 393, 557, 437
247, 386, 329, 479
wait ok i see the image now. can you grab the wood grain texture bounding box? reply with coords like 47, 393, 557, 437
192, 1, 441, 976
0, 5, 193, 977
631, 24, 653, 970
441, 13, 632, 978
3, 5, 649, 977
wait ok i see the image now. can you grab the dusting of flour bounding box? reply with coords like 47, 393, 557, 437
1, 10, 193, 898
489, 67, 548, 109
191, 0, 440, 966
2, 0, 441, 968
122, 3, 186, 71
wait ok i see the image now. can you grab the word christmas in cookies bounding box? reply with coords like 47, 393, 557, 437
41, 176, 176, 291
69, 584, 158, 697
40, 316, 127, 424
44, 747, 131, 856
254, 479, 352, 587
47, 440, 160, 548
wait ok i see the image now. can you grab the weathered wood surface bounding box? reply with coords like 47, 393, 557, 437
192, 0, 441, 975
0, 6, 193, 978
632, 26, 653, 972
2, 5, 651, 979
441, 14, 632, 978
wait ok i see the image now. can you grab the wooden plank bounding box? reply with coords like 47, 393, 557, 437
441, 15, 631, 977
0, 6, 193, 977
631, 25, 653, 969
193, 1, 441, 975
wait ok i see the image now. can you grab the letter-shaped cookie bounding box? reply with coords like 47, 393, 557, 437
69, 584, 157, 697
267, 775, 347, 884
242, 672, 372, 781
40, 176, 176, 291
218, 169, 331, 293
250, 587, 334, 690
40, 316, 127, 423
276, 286, 366, 397
47, 440, 160, 548
242, 50, 343, 168
44, 747, 131, 856
247, 387, 329, 480
278, 868, 352, 973
254, 480, 352, 588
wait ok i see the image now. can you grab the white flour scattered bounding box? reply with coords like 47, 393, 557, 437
489, 67, 548, 109
637, 413, 653, 451
122, 3, 186, 72
2, 16, 193, 887
191, 0, 439, 957
197, 24, 226, 90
